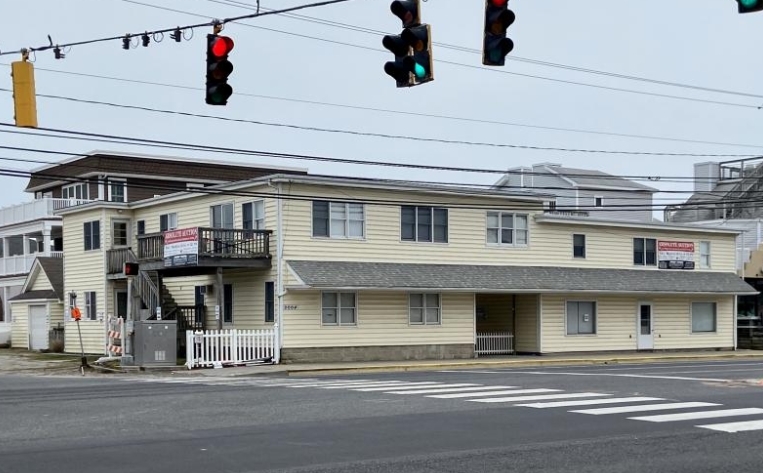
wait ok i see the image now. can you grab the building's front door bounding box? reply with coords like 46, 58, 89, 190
637, 303, 653, 350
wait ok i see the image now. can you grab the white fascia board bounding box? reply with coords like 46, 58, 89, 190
283, 285, 757, 296
534, 214, 743, 235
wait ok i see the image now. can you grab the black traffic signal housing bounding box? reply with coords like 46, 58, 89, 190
482, 0, 515, 66
124, 262, 140, 276
206, 34, 235, 105
382, 0, 434, 87
737, 0, 763, 13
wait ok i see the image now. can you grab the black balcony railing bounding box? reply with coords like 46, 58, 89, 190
136, 228, 272, 262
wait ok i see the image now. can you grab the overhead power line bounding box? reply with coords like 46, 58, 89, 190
0, 89, 759, 158
116, 0, 761, 110
0, 0, 353, 57
3, 63, 762, 150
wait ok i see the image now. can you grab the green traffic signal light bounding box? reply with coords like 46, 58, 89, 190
738, 0, 763, 12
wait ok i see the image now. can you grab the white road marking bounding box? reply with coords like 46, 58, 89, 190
517, 397, 664, 408
354, 383, 476, 392
471, 393, 613, 404
572, 402, 721, 415
698, 419, 763, 433
629, 408, 763, 423
320, 382, 441, 390
288, 380, 404, 388
428, 388, 559, 399
386, 386, 516, 395
512, 371, 726, 382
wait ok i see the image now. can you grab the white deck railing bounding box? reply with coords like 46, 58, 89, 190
475, 331, 514, 356
0, 198, 92, 226
186, 329, 276, 369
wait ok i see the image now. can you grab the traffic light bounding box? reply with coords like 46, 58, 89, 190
482, 0, 515, 66
11, 59, 38, 128
124, 262, 140, 276
382, 0, 434, 87
205, 34, 234, 105
737, 0, 763, 13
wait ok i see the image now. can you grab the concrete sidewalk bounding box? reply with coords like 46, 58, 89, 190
171, 350, 763, 378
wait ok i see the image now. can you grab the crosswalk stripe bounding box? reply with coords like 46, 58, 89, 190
698, 419, 763, 433
470, 392, 613, 404
629, 408, 763, 423
385, 386, 516, 395
355, 383, 477, 392
517, 397, 665, 408
572, 402, 720, 415
288, 380, 402, 388
323, 381, 443, 390
428, 388, 559, 399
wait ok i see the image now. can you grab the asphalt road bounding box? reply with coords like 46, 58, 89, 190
1, 359, 763, 473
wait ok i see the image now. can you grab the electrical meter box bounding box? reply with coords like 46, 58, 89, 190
134, 320, 177, 367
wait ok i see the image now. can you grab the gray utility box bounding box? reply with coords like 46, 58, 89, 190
134, 320, 177, 368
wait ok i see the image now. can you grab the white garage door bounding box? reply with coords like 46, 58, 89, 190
29, 305, 48, 351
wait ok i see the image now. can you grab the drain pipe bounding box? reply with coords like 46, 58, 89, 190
268, 178, 284, 363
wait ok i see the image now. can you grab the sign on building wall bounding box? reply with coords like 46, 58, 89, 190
164, 227, 199, 267
658, 241, 695, 270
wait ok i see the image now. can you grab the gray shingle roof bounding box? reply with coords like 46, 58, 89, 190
547, 166, 657, 191
35, 257, 64, 300
287, 261, 756, 295
10, 290, 59, 302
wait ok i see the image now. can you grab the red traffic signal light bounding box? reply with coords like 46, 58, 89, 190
124, 262, 140, 276
206, 34, 234, 106
390, 0, 420, 28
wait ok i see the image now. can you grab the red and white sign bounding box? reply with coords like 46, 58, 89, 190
164, 227, 199, 258
658, 241, 695, 270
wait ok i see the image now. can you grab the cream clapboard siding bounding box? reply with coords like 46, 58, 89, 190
282, 291, 474, 348
280, 184, 737, 272
10, 302, 28, 348
49, 301, 64, 327
541, 294, 636, 352
652, 295, 734, 350
475, 294, 512, 332
540, 294, 735, 353
62, 208, 110, 354
515, 294, 539, 352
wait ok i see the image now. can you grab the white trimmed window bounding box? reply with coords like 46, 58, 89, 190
83, 221, 101, 251
692, 302, 717, 333
409, 293, 441, 325
566, 301, 596, 335
700, 241, 711, 268
321, 292, 357, 326
84, 291, 97, 320
160, 213, 178, 232
486, 212, 529, 246
243, 201, 266, 230
108, 179, 126, 203
313, 201, 364, 239
62, 183, 89, 200
634, 238, 657, 266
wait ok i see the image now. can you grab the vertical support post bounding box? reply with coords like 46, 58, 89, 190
43, 229, 51, 256
125, 277, 133, 357
216, 267, 223, 330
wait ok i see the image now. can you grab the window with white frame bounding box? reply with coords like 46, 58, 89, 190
112, 220, 129, 247
243, 201, 266, 230
594, 196, 604, 208
62, 183, 89, 200
312, 201, 364, 238
210, 203, 234, 228
321, 292, 357, 325
401, 206, 448, 243
692, 302, 717, 333
633, 238, 657, 266
265, 281, 275, 323
700, 241, 711, 268
486, 211, 529, 246
84, 291, 97, 320
573, 234, 586, 258
160, 213, 178, 232
409, 293, 441, 325
83, 221, 100, 251
223, 284, 233, 324
566, 301, 596, 335
108, 180, 126, 203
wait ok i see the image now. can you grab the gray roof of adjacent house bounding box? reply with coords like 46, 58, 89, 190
287, 261, 756, 295
667, 181, 737, 223
543, 165, 658, 192
10, 257, 64, 302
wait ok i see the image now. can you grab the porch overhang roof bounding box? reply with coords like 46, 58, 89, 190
285, 261, 758, 295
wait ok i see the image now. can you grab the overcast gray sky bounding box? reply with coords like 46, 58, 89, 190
1, 0, 762, 212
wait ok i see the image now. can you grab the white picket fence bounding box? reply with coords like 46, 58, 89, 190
475, 331, 514, 356
186, 329, 276, 369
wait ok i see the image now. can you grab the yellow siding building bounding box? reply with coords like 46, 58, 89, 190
56, 174, 756, 361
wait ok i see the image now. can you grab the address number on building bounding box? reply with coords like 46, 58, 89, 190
284, 305, 298, 311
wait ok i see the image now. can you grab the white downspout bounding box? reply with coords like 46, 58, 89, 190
270, 179, 285, 364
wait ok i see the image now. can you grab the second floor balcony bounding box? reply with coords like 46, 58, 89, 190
0, 198, 93, 227
109, 227, 272, 275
